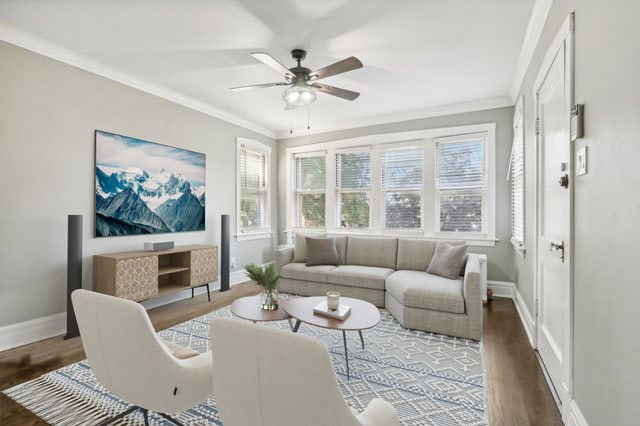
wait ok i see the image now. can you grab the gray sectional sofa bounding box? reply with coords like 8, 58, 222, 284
275, 235, 483, 340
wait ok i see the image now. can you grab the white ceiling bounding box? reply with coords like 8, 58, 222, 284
0, 0, 534, 138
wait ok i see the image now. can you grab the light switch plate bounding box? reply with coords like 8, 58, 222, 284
576, 147, 587, 176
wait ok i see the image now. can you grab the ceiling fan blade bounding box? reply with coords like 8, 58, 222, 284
309, 56, 363, 80
251, 52, 296, 79
311, 83, 360, 101
230, 82, 289, 92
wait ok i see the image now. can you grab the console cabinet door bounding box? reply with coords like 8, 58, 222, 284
191, 247, 217, 286
115, 256, 158, 300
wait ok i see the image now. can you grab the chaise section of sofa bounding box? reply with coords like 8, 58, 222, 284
275, 234, 483, 340
385, 253, 482, 340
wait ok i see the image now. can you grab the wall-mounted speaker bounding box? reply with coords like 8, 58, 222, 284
220, 214, 230, 292
65, 214, 82, 339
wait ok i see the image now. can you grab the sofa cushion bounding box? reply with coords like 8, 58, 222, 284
306, 237, 340, 266
328, 265, 394, 290
386, 270, 465, 313
396, 239, 438, 271
346, 237, 398, 269
293, 233, 326, 262
280, 263, 336, 283
427, 241, 468, 279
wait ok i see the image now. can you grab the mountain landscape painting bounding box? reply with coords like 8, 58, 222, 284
95, 130, 206, 237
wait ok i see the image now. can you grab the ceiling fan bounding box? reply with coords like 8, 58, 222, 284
230, 49, 363, 110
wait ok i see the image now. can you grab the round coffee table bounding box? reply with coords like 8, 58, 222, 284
230, 295, 293, 329
282, 296, 380, 380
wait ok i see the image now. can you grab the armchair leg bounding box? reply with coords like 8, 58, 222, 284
142, 408, 149, 426
96, 405, 140, 426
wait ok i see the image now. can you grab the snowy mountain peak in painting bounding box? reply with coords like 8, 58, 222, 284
95, 131, 205, 237
97, 166, 193, 211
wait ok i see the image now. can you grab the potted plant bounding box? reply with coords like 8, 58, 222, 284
245, 263, 280, 311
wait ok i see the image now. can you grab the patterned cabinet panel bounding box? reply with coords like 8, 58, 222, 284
191, 247, 217, 286
115, 256, 158, 300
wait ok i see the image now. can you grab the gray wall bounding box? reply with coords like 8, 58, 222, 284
514, 0, 640, 423
277, 107, 515, 283
0, 41, 277, 327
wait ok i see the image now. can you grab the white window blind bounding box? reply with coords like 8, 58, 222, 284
335, 149, 371, 229
510, 100, 525, 249
294, 153, 326, 228
239, 145, 269, 232
436, 137, 486, 233
381, 147, 424, 229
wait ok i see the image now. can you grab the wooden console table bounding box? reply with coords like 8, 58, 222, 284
93, 244, 218, 302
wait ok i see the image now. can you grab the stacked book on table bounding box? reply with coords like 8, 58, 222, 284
313, 301, 351, 320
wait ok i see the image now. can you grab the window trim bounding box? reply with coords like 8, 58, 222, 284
292, 151, 327, 230
285, 123, 497, 246
236, 137, 272, 241
335, 146, 373, 231
380, 142, 425, 232
433, 132, 492, 239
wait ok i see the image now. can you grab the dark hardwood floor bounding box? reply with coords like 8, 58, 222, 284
0, 285, 561, 425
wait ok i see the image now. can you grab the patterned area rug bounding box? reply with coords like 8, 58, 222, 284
4, 301, 487, 425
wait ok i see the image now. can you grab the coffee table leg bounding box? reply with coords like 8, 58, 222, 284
292, 319, 302, 333
342, 330, 350, 381
358, 330, 365, 350
287, 318, 294, 331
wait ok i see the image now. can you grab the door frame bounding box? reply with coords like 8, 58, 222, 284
532, 12, 575, 418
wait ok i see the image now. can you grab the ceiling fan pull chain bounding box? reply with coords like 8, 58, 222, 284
290, 113, 293, 135
307, 108, 310, 131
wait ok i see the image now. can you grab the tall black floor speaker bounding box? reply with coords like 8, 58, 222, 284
64, 214, 82, 340
220, 214, 230, 292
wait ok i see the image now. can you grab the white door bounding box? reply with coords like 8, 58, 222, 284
535, 24, 573, 409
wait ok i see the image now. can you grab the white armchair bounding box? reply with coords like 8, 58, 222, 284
71, 289, 213, 425
210, 317, 399, 426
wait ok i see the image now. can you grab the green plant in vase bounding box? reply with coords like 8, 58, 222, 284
245, 263, 280, 311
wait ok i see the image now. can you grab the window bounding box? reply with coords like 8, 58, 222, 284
335, 148, 371, 229
381, 146, 424, 229
436, 136, 487, 234
294, 153, 326, 228
510, 98, 525, 250
237, 138, 271, 239
286, 123, 496, 245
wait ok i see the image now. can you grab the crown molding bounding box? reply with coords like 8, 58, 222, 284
508, 0, 555, 101
277, 95, 513, 140
0, 20, 277, 139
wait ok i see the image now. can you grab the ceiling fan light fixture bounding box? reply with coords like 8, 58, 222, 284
283, 85, 317, 107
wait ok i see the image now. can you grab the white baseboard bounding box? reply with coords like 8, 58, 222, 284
566, 399, 589, 426
0, 312, 66, 352
0, 269, 252, 352
487, 280, 536, 347
513, 288, 536, 347
487, 280, 515, 298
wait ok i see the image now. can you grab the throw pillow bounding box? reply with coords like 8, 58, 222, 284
306, 237, 340, 266
427, 241, 468, 279
293, 233, 326, 262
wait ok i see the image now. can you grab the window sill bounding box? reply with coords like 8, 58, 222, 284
511, 238, 526, 257
235, 232, 273, 242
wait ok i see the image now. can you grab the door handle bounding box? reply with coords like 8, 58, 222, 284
549, 241, 565, 262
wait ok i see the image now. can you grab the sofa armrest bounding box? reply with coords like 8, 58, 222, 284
463, 254, 483, 340
275, 246, 294, 272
